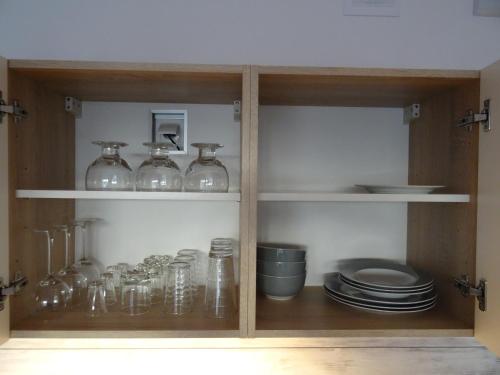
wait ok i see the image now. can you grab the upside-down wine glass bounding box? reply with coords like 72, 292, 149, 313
54, 225, 87, 308
33, 229, 71, 312
72, 219, 100, 283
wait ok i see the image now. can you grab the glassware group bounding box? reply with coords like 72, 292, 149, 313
86, 141, 229, 192
33, 228, 237, 320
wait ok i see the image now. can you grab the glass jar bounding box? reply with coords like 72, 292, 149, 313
184, 143, 229, 192
135, 143, 182, 191
85, 141, 133, 191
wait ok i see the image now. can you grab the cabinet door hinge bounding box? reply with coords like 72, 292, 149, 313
454, 274, 487, 312
0, 272, 28, 312
0, 91, 28, 124
456, 99, 491, 132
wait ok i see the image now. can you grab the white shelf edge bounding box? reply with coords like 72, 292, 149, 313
16, 190, 241, 202
258, 192, 470, 203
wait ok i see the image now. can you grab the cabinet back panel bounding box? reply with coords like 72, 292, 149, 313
407, 81, 479, 327
258, 106, 408, 285
9, 72, 75, 325
75, 102, 241, 276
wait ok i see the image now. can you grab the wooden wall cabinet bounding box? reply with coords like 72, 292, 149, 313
0, 58, 499, 357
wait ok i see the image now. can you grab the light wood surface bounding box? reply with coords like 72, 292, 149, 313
0, 56, 10, 344
9, 64, 242, 104
0, 336, 485, 349
246, 67, 259, 337
475, 58, 500, 356
255, 287, 472, 336
237, 66, 251, 337
257, 65, 480, 79
16, 190, 241, 201
407, 80, 480, 329
258, 192, 470, 202
258, 71, 478, 107
11, 300, 238, 336
8, 60, 244, 73
9, 71, 76, 326
0, 346, 498, 375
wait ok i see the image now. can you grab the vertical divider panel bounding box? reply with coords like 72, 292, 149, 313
246, 67, 260, 337
0, 56, 10, 343
238, 66, 251, 337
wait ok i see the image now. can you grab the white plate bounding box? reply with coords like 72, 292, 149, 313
339, 259, 434, 290
324, 288, 437, 313
339, 275, 434, 299
324, 273, 437, 306
356, 184, 444, 194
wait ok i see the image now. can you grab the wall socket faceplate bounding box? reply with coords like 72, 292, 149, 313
151, 110, 188, 154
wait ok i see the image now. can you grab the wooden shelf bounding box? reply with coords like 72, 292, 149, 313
255, 287, 472, 337
258, 192, 470, 203
12, 300, 239, 338
16, 190, 241, 202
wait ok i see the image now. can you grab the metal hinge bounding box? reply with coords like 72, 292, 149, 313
0, 91, 28, 124
0, 272, 28, 312
454, 275, 487, 312
456, 99, 491, 132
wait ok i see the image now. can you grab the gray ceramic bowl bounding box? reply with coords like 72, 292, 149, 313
257, 260, 306, 276
257, 273, 306, 300
257, 243, 306, 262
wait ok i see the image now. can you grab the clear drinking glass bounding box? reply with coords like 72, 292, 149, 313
105, 265, 123, 287
135, 142, 182, 191
146, 266, 164, 304
72, 219, 101, 283
87, 280, 108, 317
86, 141, 133, 191
33, 229, 71, 312
101, 272, 117, 306
177, 249, 205, 285
184, 143, 229, 192
121, 277, 151, 316
54, 225, 87, 309
205, 249, 237, 319
164, 262, 193, 315
174, 254, 198, 297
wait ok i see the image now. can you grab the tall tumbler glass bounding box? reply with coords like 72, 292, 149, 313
87, 280, 108, 317
174, 254, 197, 297
164, 262, 192, 315
205, 250, 237, 319
101, 272, 117, 306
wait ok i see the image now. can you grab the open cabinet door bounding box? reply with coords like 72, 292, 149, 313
476, 59, 500, 356
0, 56, 10, 344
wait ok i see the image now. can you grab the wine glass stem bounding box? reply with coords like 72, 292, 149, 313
46, 233, 54, 275
64, 231, 71, 268
82, 225, 87, 260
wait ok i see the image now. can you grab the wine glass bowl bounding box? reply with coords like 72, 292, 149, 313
184, 143, 229, 192
85, 141, 133, 191
135, 142, 183, 191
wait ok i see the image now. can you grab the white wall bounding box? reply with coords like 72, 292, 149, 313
258, 106, 408, 285
1, 0, 499, 70
75, 102, 240, 272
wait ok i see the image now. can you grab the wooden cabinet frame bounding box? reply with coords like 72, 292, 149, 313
0, 60, 499, 356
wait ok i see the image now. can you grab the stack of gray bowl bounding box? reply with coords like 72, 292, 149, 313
257, 243, 306, 300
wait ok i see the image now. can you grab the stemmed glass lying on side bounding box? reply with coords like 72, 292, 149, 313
54, 225, 87, 309
72, 219, 101, 283
33, 229, 71, 312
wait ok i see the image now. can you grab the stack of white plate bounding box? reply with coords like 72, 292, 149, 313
324, 259, 437, 313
